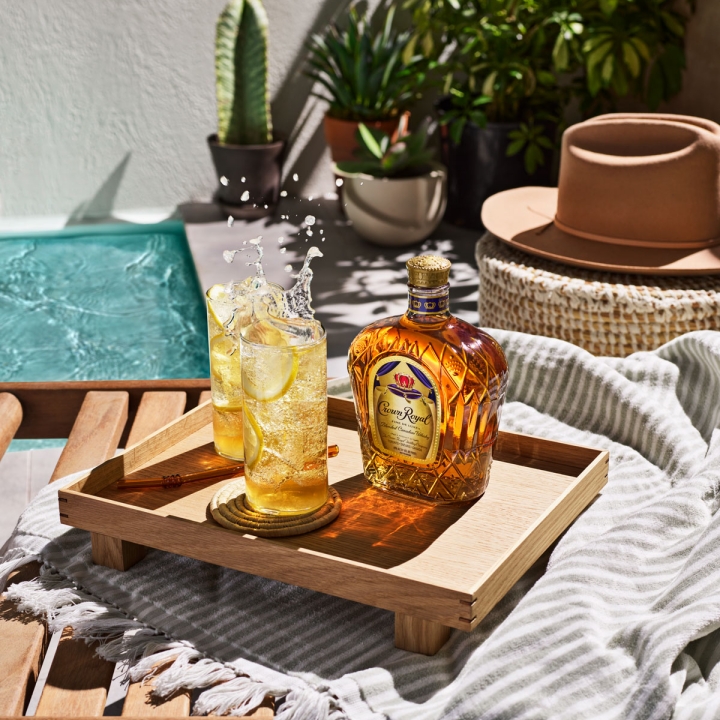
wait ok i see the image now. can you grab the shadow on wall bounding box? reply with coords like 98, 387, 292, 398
64, 1, 399, 217
274, 0, 395, 191
65, 152, 132, 226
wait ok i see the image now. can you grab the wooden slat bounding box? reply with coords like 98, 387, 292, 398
0, 393, 22, 461
0, 379, 209, 446
36, 391, 131, 716
35, 628, 115, 717
0, 714, 273, 720
104, 392, 194, 716
0, 563, 47, 716
126, 392, 188, 449
50, 391, 129, 482
198, 389, 212, 405
122, 681, 190, 717
92, 392, 188, 571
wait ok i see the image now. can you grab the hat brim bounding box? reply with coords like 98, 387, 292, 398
481, 187, 720, 276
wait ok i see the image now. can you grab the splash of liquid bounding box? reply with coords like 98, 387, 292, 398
284, 246, 323, 320
219, 237, 323, 344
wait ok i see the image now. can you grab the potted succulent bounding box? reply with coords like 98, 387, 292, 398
407, 0, 694, 228
208, 0, 284, 218
333, 122, 446, 246
305, 5, 425, 162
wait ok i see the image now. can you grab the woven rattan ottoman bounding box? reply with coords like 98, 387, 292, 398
476, 233, 720, 356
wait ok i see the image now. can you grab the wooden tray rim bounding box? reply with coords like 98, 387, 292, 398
57, 396, 609, 630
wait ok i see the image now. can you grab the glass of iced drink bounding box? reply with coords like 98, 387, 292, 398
240, 317, 328, 515
206, 280, 283, 461
206, 284, 246, 460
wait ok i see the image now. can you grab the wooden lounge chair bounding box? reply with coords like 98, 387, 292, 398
0, 380, 274, 719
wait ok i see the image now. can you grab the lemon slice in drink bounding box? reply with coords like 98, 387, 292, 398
207, 284, 237, 329
210, 334, 240, 384
241, 320, 298, 402
243, 404, 263, 470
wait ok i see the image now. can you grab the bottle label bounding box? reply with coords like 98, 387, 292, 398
408, 290, 449, 314
367, 355, 441, 463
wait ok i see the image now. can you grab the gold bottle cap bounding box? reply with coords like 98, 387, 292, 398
406, 255, 452, 288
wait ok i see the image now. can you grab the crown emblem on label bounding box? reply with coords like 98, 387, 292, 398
394, 373, 414, 389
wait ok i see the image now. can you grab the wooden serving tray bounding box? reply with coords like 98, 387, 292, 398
58, 397, 608, 655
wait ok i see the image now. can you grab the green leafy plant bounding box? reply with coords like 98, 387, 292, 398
305, 5, 426, 121
406, 0, 694, 173
336, 122, 436, 178
215, 0, 272, 145
438, 88, 492, 145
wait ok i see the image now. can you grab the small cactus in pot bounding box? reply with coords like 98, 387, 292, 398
208, 0, 285, 218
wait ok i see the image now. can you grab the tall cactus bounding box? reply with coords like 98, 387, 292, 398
215, 0, 273, 145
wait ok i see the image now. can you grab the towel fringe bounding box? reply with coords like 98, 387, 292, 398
0, 547, 39, 588
274, 686, 331, 720
4, 565, 339, 718
192, 674, 272, 717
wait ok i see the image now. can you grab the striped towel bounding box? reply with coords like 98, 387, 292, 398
4, 329, 720, 719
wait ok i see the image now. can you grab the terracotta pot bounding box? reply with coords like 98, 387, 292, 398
207, 134, 286, 219
333, 162, 447, 246
323, 112, 410, 163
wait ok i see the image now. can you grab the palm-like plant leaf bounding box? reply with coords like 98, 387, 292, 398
305, 6, 424, 121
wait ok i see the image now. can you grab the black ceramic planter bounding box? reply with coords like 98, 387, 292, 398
437, 106, 552, 229
207, 134, 285, 219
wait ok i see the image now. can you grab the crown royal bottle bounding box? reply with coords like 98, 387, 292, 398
347, 255, 508, 503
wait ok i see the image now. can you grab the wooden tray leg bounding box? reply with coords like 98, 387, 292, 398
394, 612, 451, 655
91, 533, 147, 571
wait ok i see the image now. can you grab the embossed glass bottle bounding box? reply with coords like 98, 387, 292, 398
347, 255, 508, 503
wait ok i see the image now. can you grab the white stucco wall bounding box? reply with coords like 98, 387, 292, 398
0, 0, 350, 218
0, 0, 715, 218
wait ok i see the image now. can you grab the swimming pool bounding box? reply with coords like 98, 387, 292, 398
0, 221, 209, 448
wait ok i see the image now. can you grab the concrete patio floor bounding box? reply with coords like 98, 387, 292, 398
182, 194, 482, 377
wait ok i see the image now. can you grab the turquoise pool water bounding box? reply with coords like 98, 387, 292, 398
0, 221, 209, 449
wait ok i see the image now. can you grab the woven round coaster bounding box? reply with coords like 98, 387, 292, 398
476, 233, 720, 357
209, 481, 341, 537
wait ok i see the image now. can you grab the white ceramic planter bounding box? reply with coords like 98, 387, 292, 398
333, 162, 447, 246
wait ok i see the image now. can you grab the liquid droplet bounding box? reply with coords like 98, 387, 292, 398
284, 264, 293, 273
223, 249, 238, 263
319, 229, 324, 234
241, 176, 246, 183
306, 229, 313, 237
360, 181, 364, 186
305, 215, 316, 226
264, 205, 268, 209
227, 216, 234, 228
293, 173, 299, 181
220, 176, 229, 186
308, 196, 314, 202
280, 190, 288, 197
278, 237, 284, 243
240, 190, 250, 202
336, 178, 344, 187
280, 247, 286, 254
249, 237, 261, 246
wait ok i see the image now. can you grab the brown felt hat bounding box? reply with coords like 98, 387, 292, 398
481, 113, 720, 275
